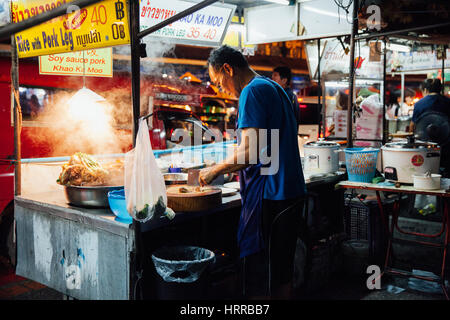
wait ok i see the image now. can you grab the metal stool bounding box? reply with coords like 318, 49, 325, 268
266, 198, 304, 297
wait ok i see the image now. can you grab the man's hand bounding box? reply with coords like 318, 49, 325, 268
199, 166, 219, 186
197, 128, 259, 185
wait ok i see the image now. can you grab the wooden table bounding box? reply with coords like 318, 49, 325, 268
336, 180, 449, 299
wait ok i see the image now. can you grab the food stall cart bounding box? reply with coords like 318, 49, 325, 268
13, 145, 346, 299
5, 0, 351, 300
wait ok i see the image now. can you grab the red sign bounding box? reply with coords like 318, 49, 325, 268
411, 154, 424, 167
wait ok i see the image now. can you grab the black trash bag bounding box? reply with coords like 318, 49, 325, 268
151, 246, 215, 283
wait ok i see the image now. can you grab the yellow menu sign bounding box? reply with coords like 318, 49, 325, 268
39, 48, 113, 77
12, 0, 130, 58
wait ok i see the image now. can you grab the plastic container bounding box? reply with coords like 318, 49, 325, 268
151, 246, 215, 300
107, 189, 132, 224
413, 173, 441, 190
168, 167, 182, 173
344, 148, 380, 183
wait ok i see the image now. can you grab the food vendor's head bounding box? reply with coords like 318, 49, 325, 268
207, 45, 251, 98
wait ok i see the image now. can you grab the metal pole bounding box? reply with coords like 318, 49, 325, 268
0, 0, 103, 40
129, 0, 144, 301
400, 73, 405, 113
317, 39, 322, 137
11, 35, 21, 196
354, 22, 450, 41
137, 0, 218, 39
237, 7, 243, 51
347, 0, 358, 148
131, 4, 141, 145
442, 47, 445, 95
382, 39, 387, 144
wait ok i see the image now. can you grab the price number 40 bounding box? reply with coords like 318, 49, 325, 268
187, 27, 217, 40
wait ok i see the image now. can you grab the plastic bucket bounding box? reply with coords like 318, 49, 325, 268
344, 148, 379, 183
151, 246, 215, 300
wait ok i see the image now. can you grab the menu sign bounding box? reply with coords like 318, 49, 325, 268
39, 48, 113, 77
12, 0, 130, 58
306, 38, 383, 80
139, 0, 236, 46
386, 49, 450, 73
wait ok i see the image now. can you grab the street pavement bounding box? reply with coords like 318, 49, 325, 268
1, 253, 446, 301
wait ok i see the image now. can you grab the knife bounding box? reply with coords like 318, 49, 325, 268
187, 169, 200, 186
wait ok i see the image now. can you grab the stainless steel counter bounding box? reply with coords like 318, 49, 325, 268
14, 171, 345, 300
14, 188, 242, 300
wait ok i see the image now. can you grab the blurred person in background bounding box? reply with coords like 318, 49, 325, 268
410, 78, 450, 177
272, 66, 301, 129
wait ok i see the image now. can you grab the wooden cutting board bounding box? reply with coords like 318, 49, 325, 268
166, 185, 222, 212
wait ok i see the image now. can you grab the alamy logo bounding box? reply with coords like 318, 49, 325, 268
366, 265, 381, 290
169, 127, 281, 175
366, 5, 381, 31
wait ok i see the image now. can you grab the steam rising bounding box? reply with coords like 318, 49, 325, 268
32, 87, 132, 156
30, 39, 177, 157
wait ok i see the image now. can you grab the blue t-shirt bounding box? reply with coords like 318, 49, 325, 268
237, 76, 306, 200
412, 94, 450, 123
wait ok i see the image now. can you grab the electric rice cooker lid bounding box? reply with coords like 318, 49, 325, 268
305, 139, 340, 148
382, 140, 439, 151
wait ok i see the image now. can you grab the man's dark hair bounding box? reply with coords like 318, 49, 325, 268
273, 66, 292, 86
207, 45, 249, 71
421, 78, 442, 94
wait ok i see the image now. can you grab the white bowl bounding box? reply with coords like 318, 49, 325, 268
413, 174, 441, 190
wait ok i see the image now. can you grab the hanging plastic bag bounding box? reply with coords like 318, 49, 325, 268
125, 118, 167, 222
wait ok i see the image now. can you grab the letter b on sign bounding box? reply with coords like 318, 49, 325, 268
366, 265, 381, 290
115, 0, 125, 20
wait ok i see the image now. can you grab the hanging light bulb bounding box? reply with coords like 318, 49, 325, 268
67, 87, 106, 106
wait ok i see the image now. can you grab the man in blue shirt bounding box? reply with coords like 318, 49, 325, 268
410, 79, 450, 129
410, 78, 450, 176
199, 45, 306, 299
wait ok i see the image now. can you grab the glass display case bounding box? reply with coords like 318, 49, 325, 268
323, 79, 384, 147
305, 38, 385, 147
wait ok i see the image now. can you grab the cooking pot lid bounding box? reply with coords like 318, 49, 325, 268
383, 140, 438, 149
305, 139, 340, 148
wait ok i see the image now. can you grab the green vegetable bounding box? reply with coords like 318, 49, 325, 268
134, 196, 166, 221
136, 204, 149, 220
372, 176, 385, 184
154, 196, 166, 217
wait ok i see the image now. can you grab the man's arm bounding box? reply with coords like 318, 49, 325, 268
199, 127, 259, 185
409, 121, 415, 133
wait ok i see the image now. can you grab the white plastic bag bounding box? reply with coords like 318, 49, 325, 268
125, 119, 167, 222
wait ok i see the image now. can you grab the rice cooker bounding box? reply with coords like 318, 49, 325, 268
303, 139, 340, 174
381, 139, 440, 184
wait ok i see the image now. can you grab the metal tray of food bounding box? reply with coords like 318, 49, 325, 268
64, 185, 123, 208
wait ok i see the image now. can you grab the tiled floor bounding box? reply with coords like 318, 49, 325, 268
0, 256, 62, 300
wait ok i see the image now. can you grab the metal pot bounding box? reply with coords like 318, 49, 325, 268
163, 173, 188, 185
381, 138, 440, 184
303, 139, 341, 174
64, 185, 123, 208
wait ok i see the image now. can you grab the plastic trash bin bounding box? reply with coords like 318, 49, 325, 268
151, 245, 215, 300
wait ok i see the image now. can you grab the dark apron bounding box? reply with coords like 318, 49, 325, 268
236, 121, 266, 259
236, 77, 292, 259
